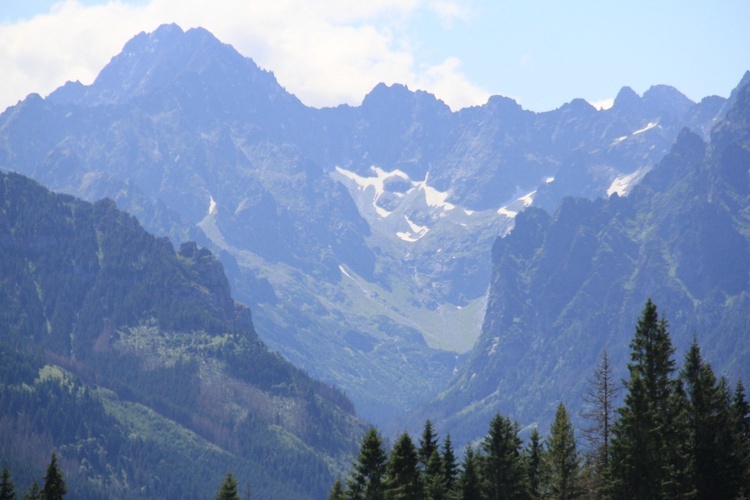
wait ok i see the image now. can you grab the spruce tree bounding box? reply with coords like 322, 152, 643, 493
480, 413, 527, 499
524, 429, 543, 499
544, 403, 582, 499
442, 433, 458, 495
347, 427, 387, 500
41, 453, 66, 500
328, 479, 347, 500
419, 420, 440, 471
216, 472, 240, 500
732, 380, 750, 497
607, 300, 686, 498
458, 445, 481, 500
424, 449, 447, 500
383, 432, 422, 499
580, 350, 619, 496
22, 481, 40, 500
0, 467, 14, 500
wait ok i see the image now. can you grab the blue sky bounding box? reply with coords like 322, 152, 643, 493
1, 0, 748, 112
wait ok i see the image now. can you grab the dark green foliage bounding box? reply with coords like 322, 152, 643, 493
579, 350, 617, 497
216, 472, 240, 500
41, 453, 66, 500
424, 450, 447, 500
347, 427, 387, 499
441, 434, 458, 495
328, 479, 346, 500
0, 467, 14, 500
732, 381, 750, 497
524, 429, 543, 499
22, 481, 40, 500
419, 420, 440, 471
384, 432, 422, 499
0, 171, 364, 499
608, 300, 687, 498
543, 403, 581, 499
458, 445, 481, 500
480, 413, 527, 499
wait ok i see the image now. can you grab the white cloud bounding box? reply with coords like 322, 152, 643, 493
0, 0, 488, 112
589, 98, 615, 110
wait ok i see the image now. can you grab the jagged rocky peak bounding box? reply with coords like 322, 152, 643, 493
642, 84, 694, 118
51, 23, 281, 106
610, 86, 643, 113
361, 82, 450, 115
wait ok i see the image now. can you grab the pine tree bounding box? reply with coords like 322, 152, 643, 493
41, 453, 66, 500
419, 420, 440, 471
607, 300, 686, 498
442, 433, 458, 496
544, 403, 582, 499
480, 413, 527, 499
216, 472, 240, 500
458, 444, 481, 500
383, 432, 422, 499
524, 429, 543, 499
0, 467, 14, 500
347, 427, 387, 500
580, 350, 619, 497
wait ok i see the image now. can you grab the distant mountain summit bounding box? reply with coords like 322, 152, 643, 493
0, 23, 741, 430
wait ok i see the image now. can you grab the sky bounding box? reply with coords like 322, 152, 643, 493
1, 0, 749, 113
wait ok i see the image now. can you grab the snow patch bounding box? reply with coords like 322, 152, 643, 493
208, 195, 217, 216
416, 174, 455, 211
519, 190, 536, 207
497, 207, 518, 218
607, 169, 645, 197
396, 216, 430, 242
633, 121, 658, 135
338, 265, 353, 279
336, 166, 411, 218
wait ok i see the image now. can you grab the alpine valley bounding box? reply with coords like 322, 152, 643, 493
1, 22, 750, 497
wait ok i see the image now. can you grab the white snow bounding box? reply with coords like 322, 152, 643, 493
338, 265, 353, 279
633, 121, 658, 135
497, 207, 518, 218
607, 169, 643, 197
208, 195, 217, 216
335, 166, 411, 218
415, 173, 455, 211
519, 190, 536, 207
545, 176, 555, 184
396, 216, 430, 242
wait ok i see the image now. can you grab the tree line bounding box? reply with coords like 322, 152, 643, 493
1, 453, 66, 499
331, 299, 750, 499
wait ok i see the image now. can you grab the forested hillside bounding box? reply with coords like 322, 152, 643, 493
0, 171, 364, 498
335, 301, 750, 499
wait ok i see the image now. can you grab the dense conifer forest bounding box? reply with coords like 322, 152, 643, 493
332, 300, 750, 499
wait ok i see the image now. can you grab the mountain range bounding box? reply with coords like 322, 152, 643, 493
0, 22, 747, 442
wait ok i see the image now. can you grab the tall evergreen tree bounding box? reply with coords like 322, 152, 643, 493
0, 467, 14, 500
22, 481, 40, 500
732, 380, 750, 497
524, 429, 543, 499
442, 433, 458, 496
480, 413, 527, 500
41, 453, 66, 500
680, 338, 740, 498
543, 403, 582, 499
580, 350, 618, 496
607, 300, 687, 498
458, 445, 481, 500
419, 420, 440, 471
424, 449, 447, 500
328, 479, 347, 500
216, 472, 240, 500
347, 427, 387, 500
383, 432, 422, 499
